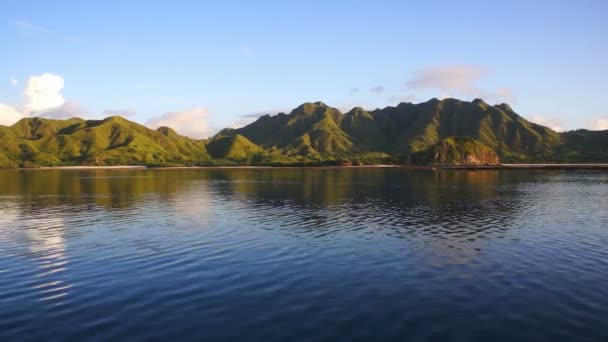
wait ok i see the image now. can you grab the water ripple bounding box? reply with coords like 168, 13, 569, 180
0, 169, 607, 341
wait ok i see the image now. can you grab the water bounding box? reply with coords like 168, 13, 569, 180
0, 168, 607, 341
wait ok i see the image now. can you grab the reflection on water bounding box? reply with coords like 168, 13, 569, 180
0, 169, 607, 341
0, 206, 70, 303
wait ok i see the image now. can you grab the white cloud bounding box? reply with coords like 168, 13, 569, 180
531, 115, 564, 132
407, 65, 486, 94
0, 73, 83, 125
146, 108, 213, 139
10, 77, 18, 86
0, 104, 23, 126
37, 101, 86, 119
406, 65, 515, 103
22, 73, 65, 112
590, 118, 608, 130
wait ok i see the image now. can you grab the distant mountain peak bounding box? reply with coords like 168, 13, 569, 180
294, 101, 330, 110
346, 106, 366, 115
102, 115, 126, 122
497, 103, 513, 112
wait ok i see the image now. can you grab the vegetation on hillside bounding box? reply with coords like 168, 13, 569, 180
1, 98, 606, 168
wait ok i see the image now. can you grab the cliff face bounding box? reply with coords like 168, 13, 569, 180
411, 137, 500, 166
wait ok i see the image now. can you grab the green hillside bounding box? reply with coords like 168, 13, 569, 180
0, 116, 210, 167
230, 98, 572, 163
1, 98, 607, 168
206, 134, 266, 162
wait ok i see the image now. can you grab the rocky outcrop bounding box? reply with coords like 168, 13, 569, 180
411, 137, 500, 166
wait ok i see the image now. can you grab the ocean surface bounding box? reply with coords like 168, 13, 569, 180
0, 168, 607, 341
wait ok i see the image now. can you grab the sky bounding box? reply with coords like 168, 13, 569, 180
1, 0, 607, 137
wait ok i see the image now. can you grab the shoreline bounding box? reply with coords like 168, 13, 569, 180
4, 164, 608, 171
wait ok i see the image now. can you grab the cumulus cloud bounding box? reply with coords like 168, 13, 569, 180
0, 104, 22, 126
146, 108, 213, 139
406, 65, 515, 103
22, 73, 65, 112
590, 118, 608, 130
10, 77, 18, 86
0, 73, 84, 125
37, 101, 86, 119
531, 115, 564, 132
369, 85, 385, 94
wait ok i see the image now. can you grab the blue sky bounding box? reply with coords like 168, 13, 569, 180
1, 0, 607, 137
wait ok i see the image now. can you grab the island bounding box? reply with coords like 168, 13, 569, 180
1, 98, 607, 168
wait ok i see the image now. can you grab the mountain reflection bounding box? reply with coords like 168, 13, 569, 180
1, 169, 606, 341
197, 169, 533, 268
0, 168, 543, 305
0, 168, 529, 206
0, 169, 533, 248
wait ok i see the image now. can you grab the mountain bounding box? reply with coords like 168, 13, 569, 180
206, 134, 266, 161
0, 116, 210, 167
1, 98, 607, 168
558, 129, 608, 162
228, 98, 566, 162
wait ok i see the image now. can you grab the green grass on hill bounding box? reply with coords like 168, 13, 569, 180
1, 98, 607, 168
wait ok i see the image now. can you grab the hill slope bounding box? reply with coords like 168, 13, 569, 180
1, 98, 607, 168
231, 98, 567, 162
206, 134, 266, 161
0, 116, 210, 167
